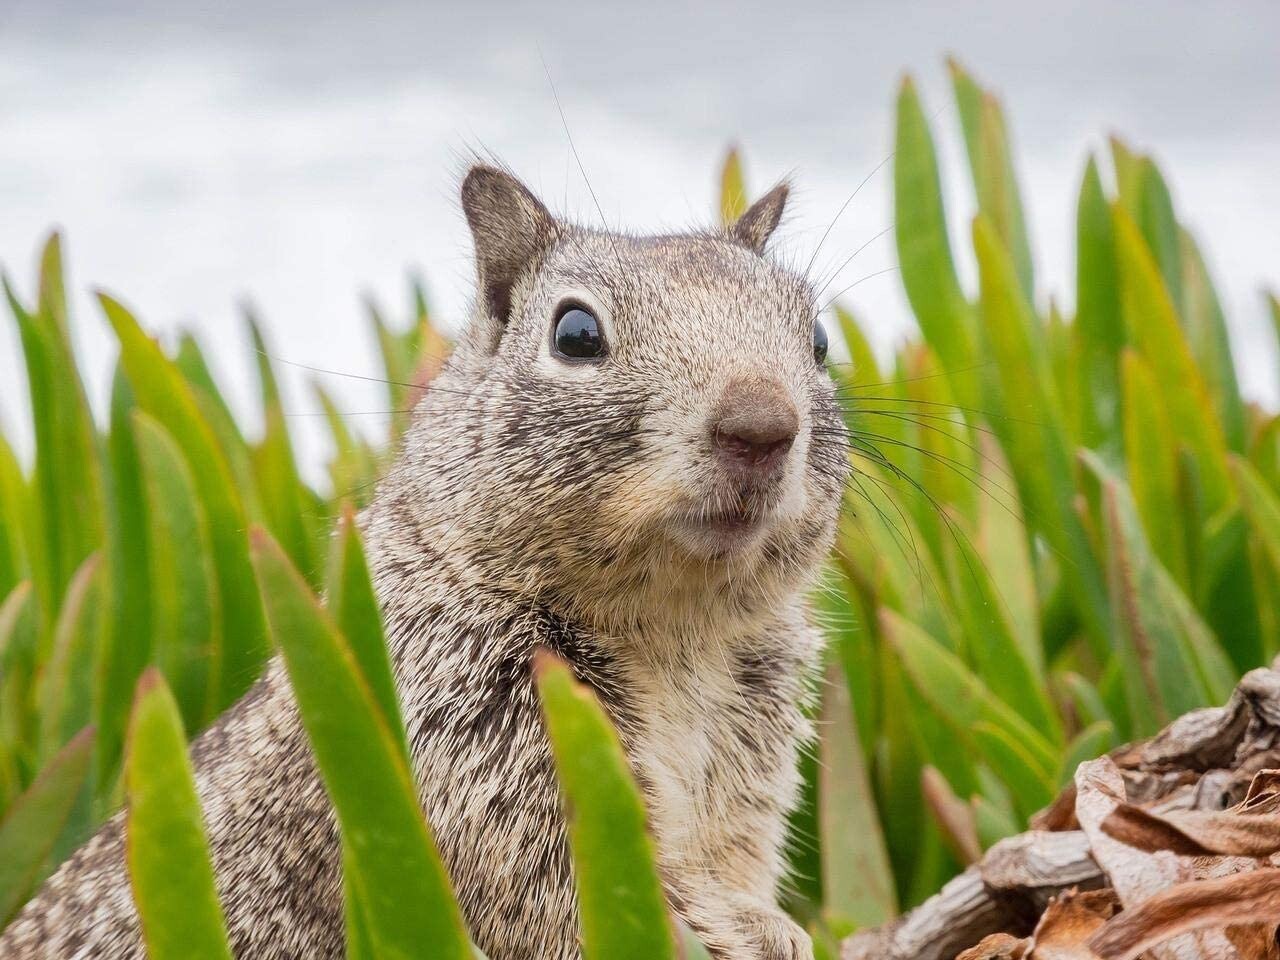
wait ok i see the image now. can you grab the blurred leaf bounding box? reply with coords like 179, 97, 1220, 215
719, 146, 749, 226
5, 240, 105, 628
879, 607, 1056, 812
102, 294, 269, 708
834, 305, 882, 392
315, 384, 381, 505
0, 727, 93, 927
37, 554, 102, 763
921, 765, 981, 866
133, 412, 220, 732
125, 669, 232, 960
973, 434, 1040, 665
1113, 206, 1231, 516
1120, 349, 1188, 585
1234, 454, 1280, 588
819, 659, 897, 928
894, 76, 977, 404
1059, 720, 1116, 786
941, 513, 1059, 741
973, 213, 1110, 653
0, 437, 27, 601
1181, 230, 1246, 453
250, 529, 470, 960
1134, 157, 1184, 317
248, 314, 321, 586
535, 650, 677, 960
950, 60, 1034, 299
96, 369, 153, 798
1084, 452, 1223, 735
1074, 156, 1124, 451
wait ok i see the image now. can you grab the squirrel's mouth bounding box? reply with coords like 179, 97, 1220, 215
669, 501, 775, 556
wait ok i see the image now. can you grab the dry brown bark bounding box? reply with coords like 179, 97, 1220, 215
842, 664, 1280, 960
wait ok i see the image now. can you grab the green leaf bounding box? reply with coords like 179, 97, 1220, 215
1120, 349, 1188, 585
1181, 229, 1247, 453
101, 294, 269, 708
969, 721, 1055, 818
894, 76, 977, 403
132, 412, 221, 732
0, 436, 28, 601
37, 554, 102, 763
125, 670, 233, 960
818, 659, 896, 928
96, 368, 153, 798
1235, 454, 1280, 586
327, 504, 408, 765
247, 314, 321, 586
940, 514, 1059, 742
1134, 158, 1184, 317
315, 384, 381, 506
1058, 721, 1116, 786
250, 529, 470, 960
1084, 452, 1220, 734
834, 305, 882, 391
976, 94, 1034, 300
1074, 156, 1124, 450
973, 214, 1109, 652
1113, 206, 1231, 515
719, 146, 749, 226
0, 727, 94, 926
534, 650, 677, 960
6, 241, 105, 628
949, 60, 1034, 300
878, 608, 1056, 804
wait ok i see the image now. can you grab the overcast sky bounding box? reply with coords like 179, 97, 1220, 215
2, 0, 1277, 484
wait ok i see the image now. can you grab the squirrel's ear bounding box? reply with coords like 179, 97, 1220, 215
461, 165, 558, 344
730, 182, 789, 254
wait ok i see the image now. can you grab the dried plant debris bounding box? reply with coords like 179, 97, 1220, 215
843, 663, 1280, 960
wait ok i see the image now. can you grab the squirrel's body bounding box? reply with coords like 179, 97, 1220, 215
1, 167, 850, 959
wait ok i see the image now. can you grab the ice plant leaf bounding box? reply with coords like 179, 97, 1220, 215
125, 670, 232, 960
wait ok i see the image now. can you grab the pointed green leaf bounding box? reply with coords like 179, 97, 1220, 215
132, 412, 220, 732
248, 314, 321, 586
37, 554, 102, 763
1181, 229, 1246, 453
1074, 156, 1124, 449
327, 504, 407, 766
96, 368, 153, 797
101, 294, 268, 707
125, 670, 232, 960
894, 76, 977, 402
0, 727, 94, 926
534, 650, 677, 960
250, 529, 470, 960
1113, 207, 1231, 514
973, 214, 1109, 652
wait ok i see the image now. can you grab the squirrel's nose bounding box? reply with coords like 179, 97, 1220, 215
711, 376, 800, 478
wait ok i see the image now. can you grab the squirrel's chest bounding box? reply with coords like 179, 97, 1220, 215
618, 650, 808, 850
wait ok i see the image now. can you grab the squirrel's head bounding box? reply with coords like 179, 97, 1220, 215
387, 164, 850, 631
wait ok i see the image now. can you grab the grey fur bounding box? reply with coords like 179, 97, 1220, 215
0, 166, 850, 959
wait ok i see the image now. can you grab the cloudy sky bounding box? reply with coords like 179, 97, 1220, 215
1, 0, 1277, 483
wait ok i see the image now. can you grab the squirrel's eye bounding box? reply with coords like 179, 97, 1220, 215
812, 320, 829, 365
553, 305, 607, 361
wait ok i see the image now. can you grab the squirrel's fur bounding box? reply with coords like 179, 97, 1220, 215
1, 166, 851, 959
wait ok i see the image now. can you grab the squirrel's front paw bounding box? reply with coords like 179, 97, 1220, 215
735, 904, 813, 960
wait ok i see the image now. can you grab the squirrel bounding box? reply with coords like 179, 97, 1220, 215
0, 164, 851, 960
